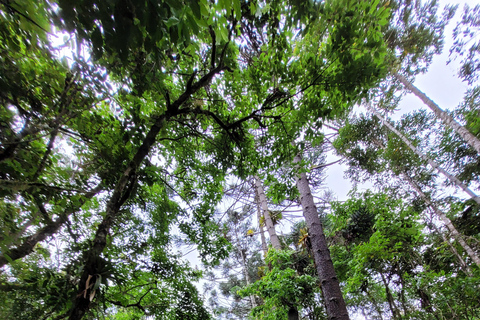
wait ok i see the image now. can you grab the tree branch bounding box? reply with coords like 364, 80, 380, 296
0, 183, 102, 268
68, 62, 229, 320
33, 126, 60, 180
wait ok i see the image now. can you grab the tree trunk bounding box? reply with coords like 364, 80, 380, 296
294, 154, 350, 320
255, 176, 301, 319
255, 187, 269, 257
380, 273, 400, 320
393, 71, 480, 154
254, 176, 282, 250
233, 219, 256, 309
427, 208, 473, 276
369, 106, 480, 205
404, 175, 480, 268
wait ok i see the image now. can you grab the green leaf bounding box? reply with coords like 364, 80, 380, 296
190, 0, 202, 19
233, 0, 241, 20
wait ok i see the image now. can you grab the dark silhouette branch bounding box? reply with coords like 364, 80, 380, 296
0, 183, 103, 268
33, 126, 60, 180
105, 286, 154, 313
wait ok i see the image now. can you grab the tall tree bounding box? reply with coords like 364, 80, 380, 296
294, 153, 349, 320
1, 0, 393, 318
393, 71, 480, 154
327, 190, 479, 319
255, 176, 282, 250
333, 114, 480, 269
368, 105, 480, 204
403, 174, 480, 268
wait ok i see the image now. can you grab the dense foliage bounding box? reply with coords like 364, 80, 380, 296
1, 0, 479, 319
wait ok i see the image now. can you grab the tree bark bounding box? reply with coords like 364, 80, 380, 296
294, 154, 349, 320
404, 175, 480, 268
255, 176, 300, 319
369, 106, 480, 205
255, 187, 268, 257
254, 175, 282, 250
393, 71, 480, 154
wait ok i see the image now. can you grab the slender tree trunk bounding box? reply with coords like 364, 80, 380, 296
398, 272, 409, 316
255, 176, 300, 319
233, 222, 256, 309
254, 187, 268, 257
254, 176, 282, 250
294, 154, 349, 320
364, 288, 384, 320
404, 175, 480, 268
427, 208, 473, 276
380, 273, 400, 320
416, 288, 436, 317
369, 106, 480, 205
393, 71, 480, 154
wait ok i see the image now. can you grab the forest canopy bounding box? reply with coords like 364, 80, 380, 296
0, 0, 479, 319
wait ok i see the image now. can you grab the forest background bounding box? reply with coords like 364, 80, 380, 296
0, 0, 479, 319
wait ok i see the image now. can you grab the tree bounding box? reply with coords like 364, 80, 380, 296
294, 153, 349, 320
333, 113, 480, 269
1, 1, 264, 318
393, 71, 480, 154
205, 207, 262, 319
1, 0, 396, 319
238, 249, 323, 320
436, 86, 480, 186
368, 105, 480, 204
255, 176, 282, 250
327, 190, 480, 319
381, 0, 480, 153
